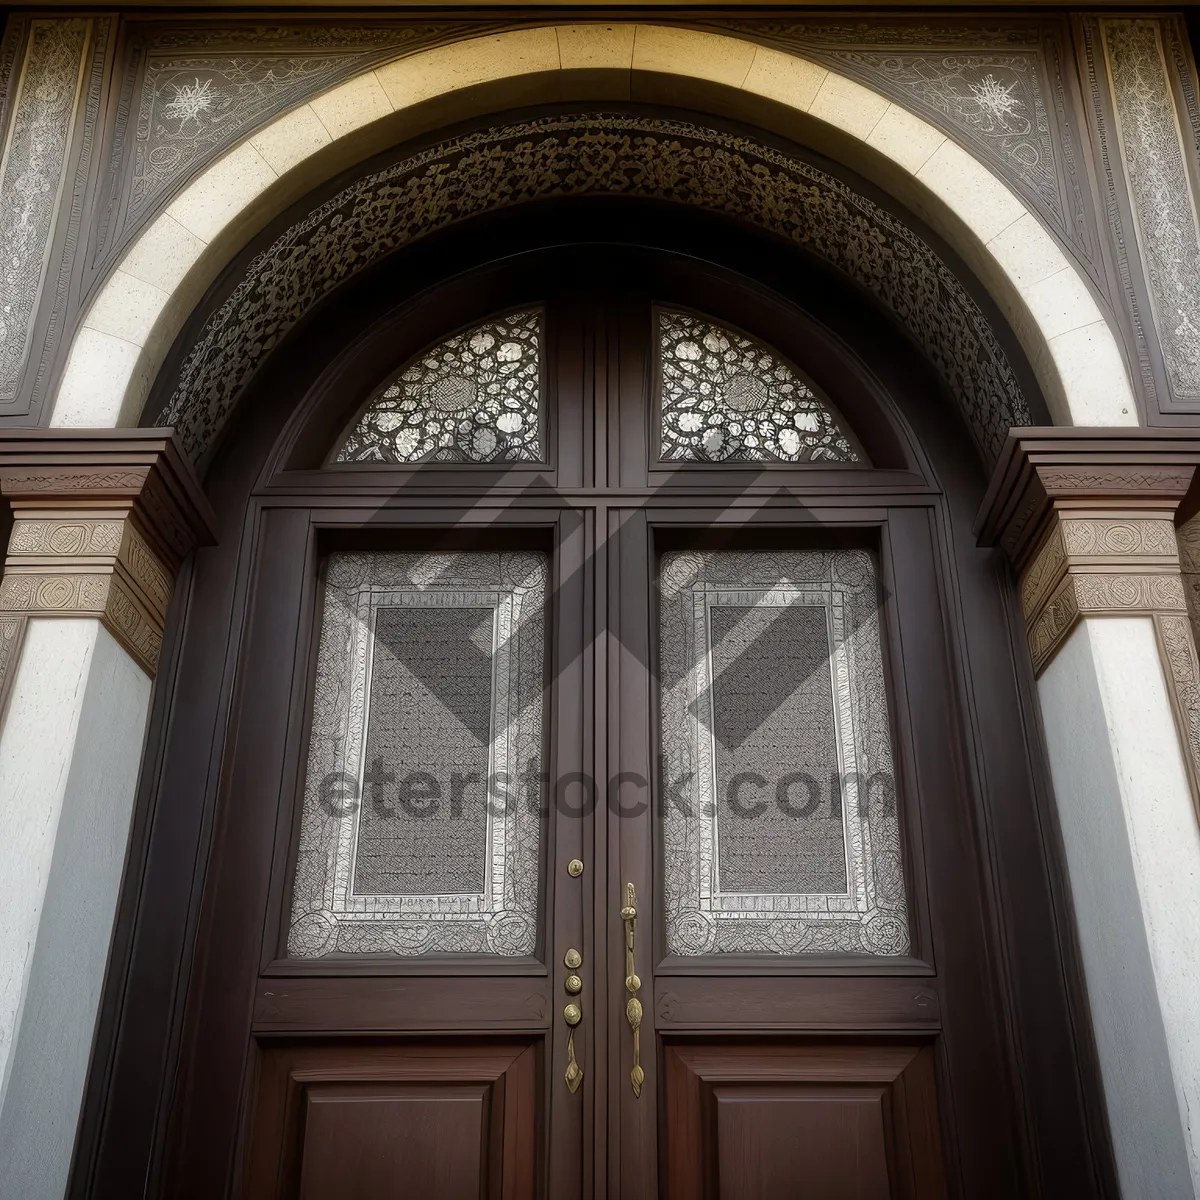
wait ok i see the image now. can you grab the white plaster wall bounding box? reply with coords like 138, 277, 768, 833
0, 619, 100, 1100
0, 619, 151, 1200
1039, 618, 1200, 1199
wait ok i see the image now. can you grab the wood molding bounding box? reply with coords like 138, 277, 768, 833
975, 428, 1200, 568
0, 429, 215, 676
978, 426, 1200, 810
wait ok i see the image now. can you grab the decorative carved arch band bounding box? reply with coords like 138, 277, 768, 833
162, 112, 1030, 463
48, 25, 1136, 450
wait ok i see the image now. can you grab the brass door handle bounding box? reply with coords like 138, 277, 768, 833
622, 883, 644, 1098
564, 949, 584, 1094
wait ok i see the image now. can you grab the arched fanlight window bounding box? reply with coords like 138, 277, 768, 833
657, 310, 862, 464
335, 309, 544, 464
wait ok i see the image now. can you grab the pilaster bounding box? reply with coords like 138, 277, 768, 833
0, 430, 214, 705
978, 428, 1200, 802
979, 427, 1200, 1197
0, 430, 212, 1200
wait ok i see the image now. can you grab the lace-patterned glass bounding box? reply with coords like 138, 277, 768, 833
336, 310, 544, 464
288, 551, 548, 957
658, 549, 910, 956
657, 310, 861, 464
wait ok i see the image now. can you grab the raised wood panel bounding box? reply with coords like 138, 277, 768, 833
299, 1084, 488, 1199
662, 1041, 946, 1200
244, 1040, 538, 1200
715, 1085, 891, 1200
654, 977, 940, 1030
253, 976, 550, 1033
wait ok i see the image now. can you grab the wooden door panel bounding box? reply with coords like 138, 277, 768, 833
662, 1042, 946, 1200
252, 976, 550, 1033
653, 977, 940, 1031
245, 1041, 538, 1200
715, 1086, 890, 1200
299, 1084, 488, 1199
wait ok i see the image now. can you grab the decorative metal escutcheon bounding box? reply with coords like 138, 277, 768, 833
567, 858, 584, 877
623, 883, 644, 1097
563, 970, 584, 1094
564, 947, 582, 970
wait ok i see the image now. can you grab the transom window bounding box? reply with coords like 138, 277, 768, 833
336, 309, 544, 464
657, 309, 861, 464
333, 304, 863, 469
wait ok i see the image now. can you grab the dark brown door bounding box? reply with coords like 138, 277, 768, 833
608, 505, 956, 1200
162, 245, 1048, 1198
598, 265, 970, 1199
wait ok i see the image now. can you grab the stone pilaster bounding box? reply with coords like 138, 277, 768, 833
0, 430, 214, 698
977, 427, 1200, 807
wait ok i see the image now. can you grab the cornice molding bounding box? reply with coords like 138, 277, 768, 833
0, 428, 215, 677
976, 427, 1200, 570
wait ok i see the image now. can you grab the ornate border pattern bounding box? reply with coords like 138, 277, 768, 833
1101, 19, 1200, 406
658, 549, 910, 957
718, 20, 1090, 259
1020, 514, 1186, 674
1162, 17, 1200, 169
287, 550, 547, 958
0, 19, 90, 401
128, 24, 465, 225
159, 112, 1030, 465
0, 18, 28, 142
1154, 610, 1200, 808
0, 515, 172, 675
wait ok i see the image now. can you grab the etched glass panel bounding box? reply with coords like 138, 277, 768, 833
288, 551, 547, 957
659, 550, 909, 956
336, 310, 543, 464
658, 310, 860, 464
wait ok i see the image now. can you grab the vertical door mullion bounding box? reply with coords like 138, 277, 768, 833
548, 508, 590, 1200
607, 505, 658, 1200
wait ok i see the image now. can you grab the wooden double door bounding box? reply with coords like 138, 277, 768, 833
144, 242, 1099, 1199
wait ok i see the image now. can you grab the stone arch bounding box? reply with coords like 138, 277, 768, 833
50, 25, 1137, 444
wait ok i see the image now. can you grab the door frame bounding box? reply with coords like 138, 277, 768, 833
69, 213, 1117, 1200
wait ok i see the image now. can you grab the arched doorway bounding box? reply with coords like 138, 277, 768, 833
87, 183, 1111, 1198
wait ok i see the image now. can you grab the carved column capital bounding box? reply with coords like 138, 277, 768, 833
978, 428, 1200, 814
977, 428, 1200, 673
0, 430, 215, 677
